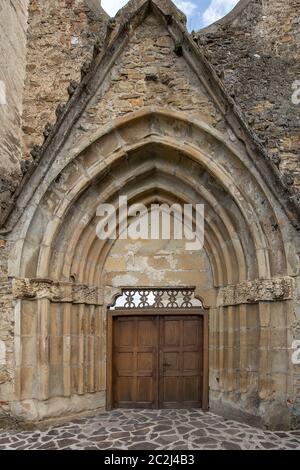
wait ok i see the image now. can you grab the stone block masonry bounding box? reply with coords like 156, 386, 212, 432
195, 0, 300, 190
0, 0, 28, 219
21, 0, 108, 160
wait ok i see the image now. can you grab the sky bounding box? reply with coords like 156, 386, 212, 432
101, 0, 240, 30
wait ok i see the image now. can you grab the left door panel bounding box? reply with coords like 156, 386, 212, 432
113, 316, 158, 408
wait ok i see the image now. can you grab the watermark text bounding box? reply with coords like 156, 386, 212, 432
96, 197, 205, 251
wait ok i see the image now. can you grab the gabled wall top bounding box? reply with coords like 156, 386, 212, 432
114, 0, 187, 25
1, 0, 300, 230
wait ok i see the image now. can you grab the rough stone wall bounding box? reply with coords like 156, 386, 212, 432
66, 12, 224, 154
195, 0, 300, 189
0, 0, 29, 416
22, 0, 108, 159
0, 0, 28, 219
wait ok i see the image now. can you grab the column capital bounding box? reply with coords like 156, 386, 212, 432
12, 278, 104, 306
218, 277, 295, 307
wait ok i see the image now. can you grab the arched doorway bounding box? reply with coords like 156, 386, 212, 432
6, 109, 296, 427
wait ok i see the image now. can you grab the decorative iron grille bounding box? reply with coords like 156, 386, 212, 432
110, 287, 203, 310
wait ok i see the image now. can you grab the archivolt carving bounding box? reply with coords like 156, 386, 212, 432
6, 108, 295, 292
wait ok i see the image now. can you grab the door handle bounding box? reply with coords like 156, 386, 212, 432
163, 363, 171, 367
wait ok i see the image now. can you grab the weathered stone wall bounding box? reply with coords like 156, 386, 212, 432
210, 300, 298, 429
291, 276, 300, 427
22, 0, 108, 159
103, 234, 213, 291
0, 243, 14, 416
64, 12, 224, 156
195, 0, 300, 189
0, 0, 29, 416
0, 0, 28, 219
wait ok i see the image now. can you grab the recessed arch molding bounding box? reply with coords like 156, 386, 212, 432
3, 108, 299, 429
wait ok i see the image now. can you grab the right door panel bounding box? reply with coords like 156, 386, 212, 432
159, 316, 203, 409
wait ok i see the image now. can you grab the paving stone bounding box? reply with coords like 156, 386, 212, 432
153, 424, 173, 432
156, 434, 178, 444
275, 432, 290, 438
193, 437, 218, 445
88, 435, 108, 442
59, 432, 74, 439
222, 441, 242, 450
225, 428, 241, 435
177, 425, 191, 433
95, 443, 112, 449
285, 443, 300, 449
10, 441, 27, 449
128, 442, 159, 450
110, 431, 131, 439
191, 429, 207, 437
38, 442, 57, 450
57, 438, 79, 448
261, 442, 279, 449
0, 438, 11, 444
132, 428, 150, 435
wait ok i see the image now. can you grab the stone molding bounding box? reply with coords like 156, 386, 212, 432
219, 277, 295, 307
12, 278, 104, 306
12, 277, 295, 308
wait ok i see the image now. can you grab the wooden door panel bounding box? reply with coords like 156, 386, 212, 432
117, 352, 135, 373
137, 352, 154, 371
163, 319, 181, 347
118, 377, 133, 402
117, 319, 134, 346
183, 376, 199, 401
112, 314, 204, 410
162, 377, 179, 404
183, 351, 200, 372
138, 319, 157, 347
136, 377, 153, 402
113, 316, 158, 408
159, 316, 203, 409
163, 352, 180, 373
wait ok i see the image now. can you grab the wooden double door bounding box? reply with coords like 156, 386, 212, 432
112, 314, 205, 409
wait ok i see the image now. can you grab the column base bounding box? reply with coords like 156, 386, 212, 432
10, 391, 106, 422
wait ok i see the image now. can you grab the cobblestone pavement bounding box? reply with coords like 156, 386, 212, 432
0, 409, 300, 450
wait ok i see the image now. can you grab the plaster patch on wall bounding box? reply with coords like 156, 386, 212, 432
110, 274, 140, 287
71, 36, 79, 46
0, 341, 6, 365
0, 81, 6, 105
292, 340, 300, 365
